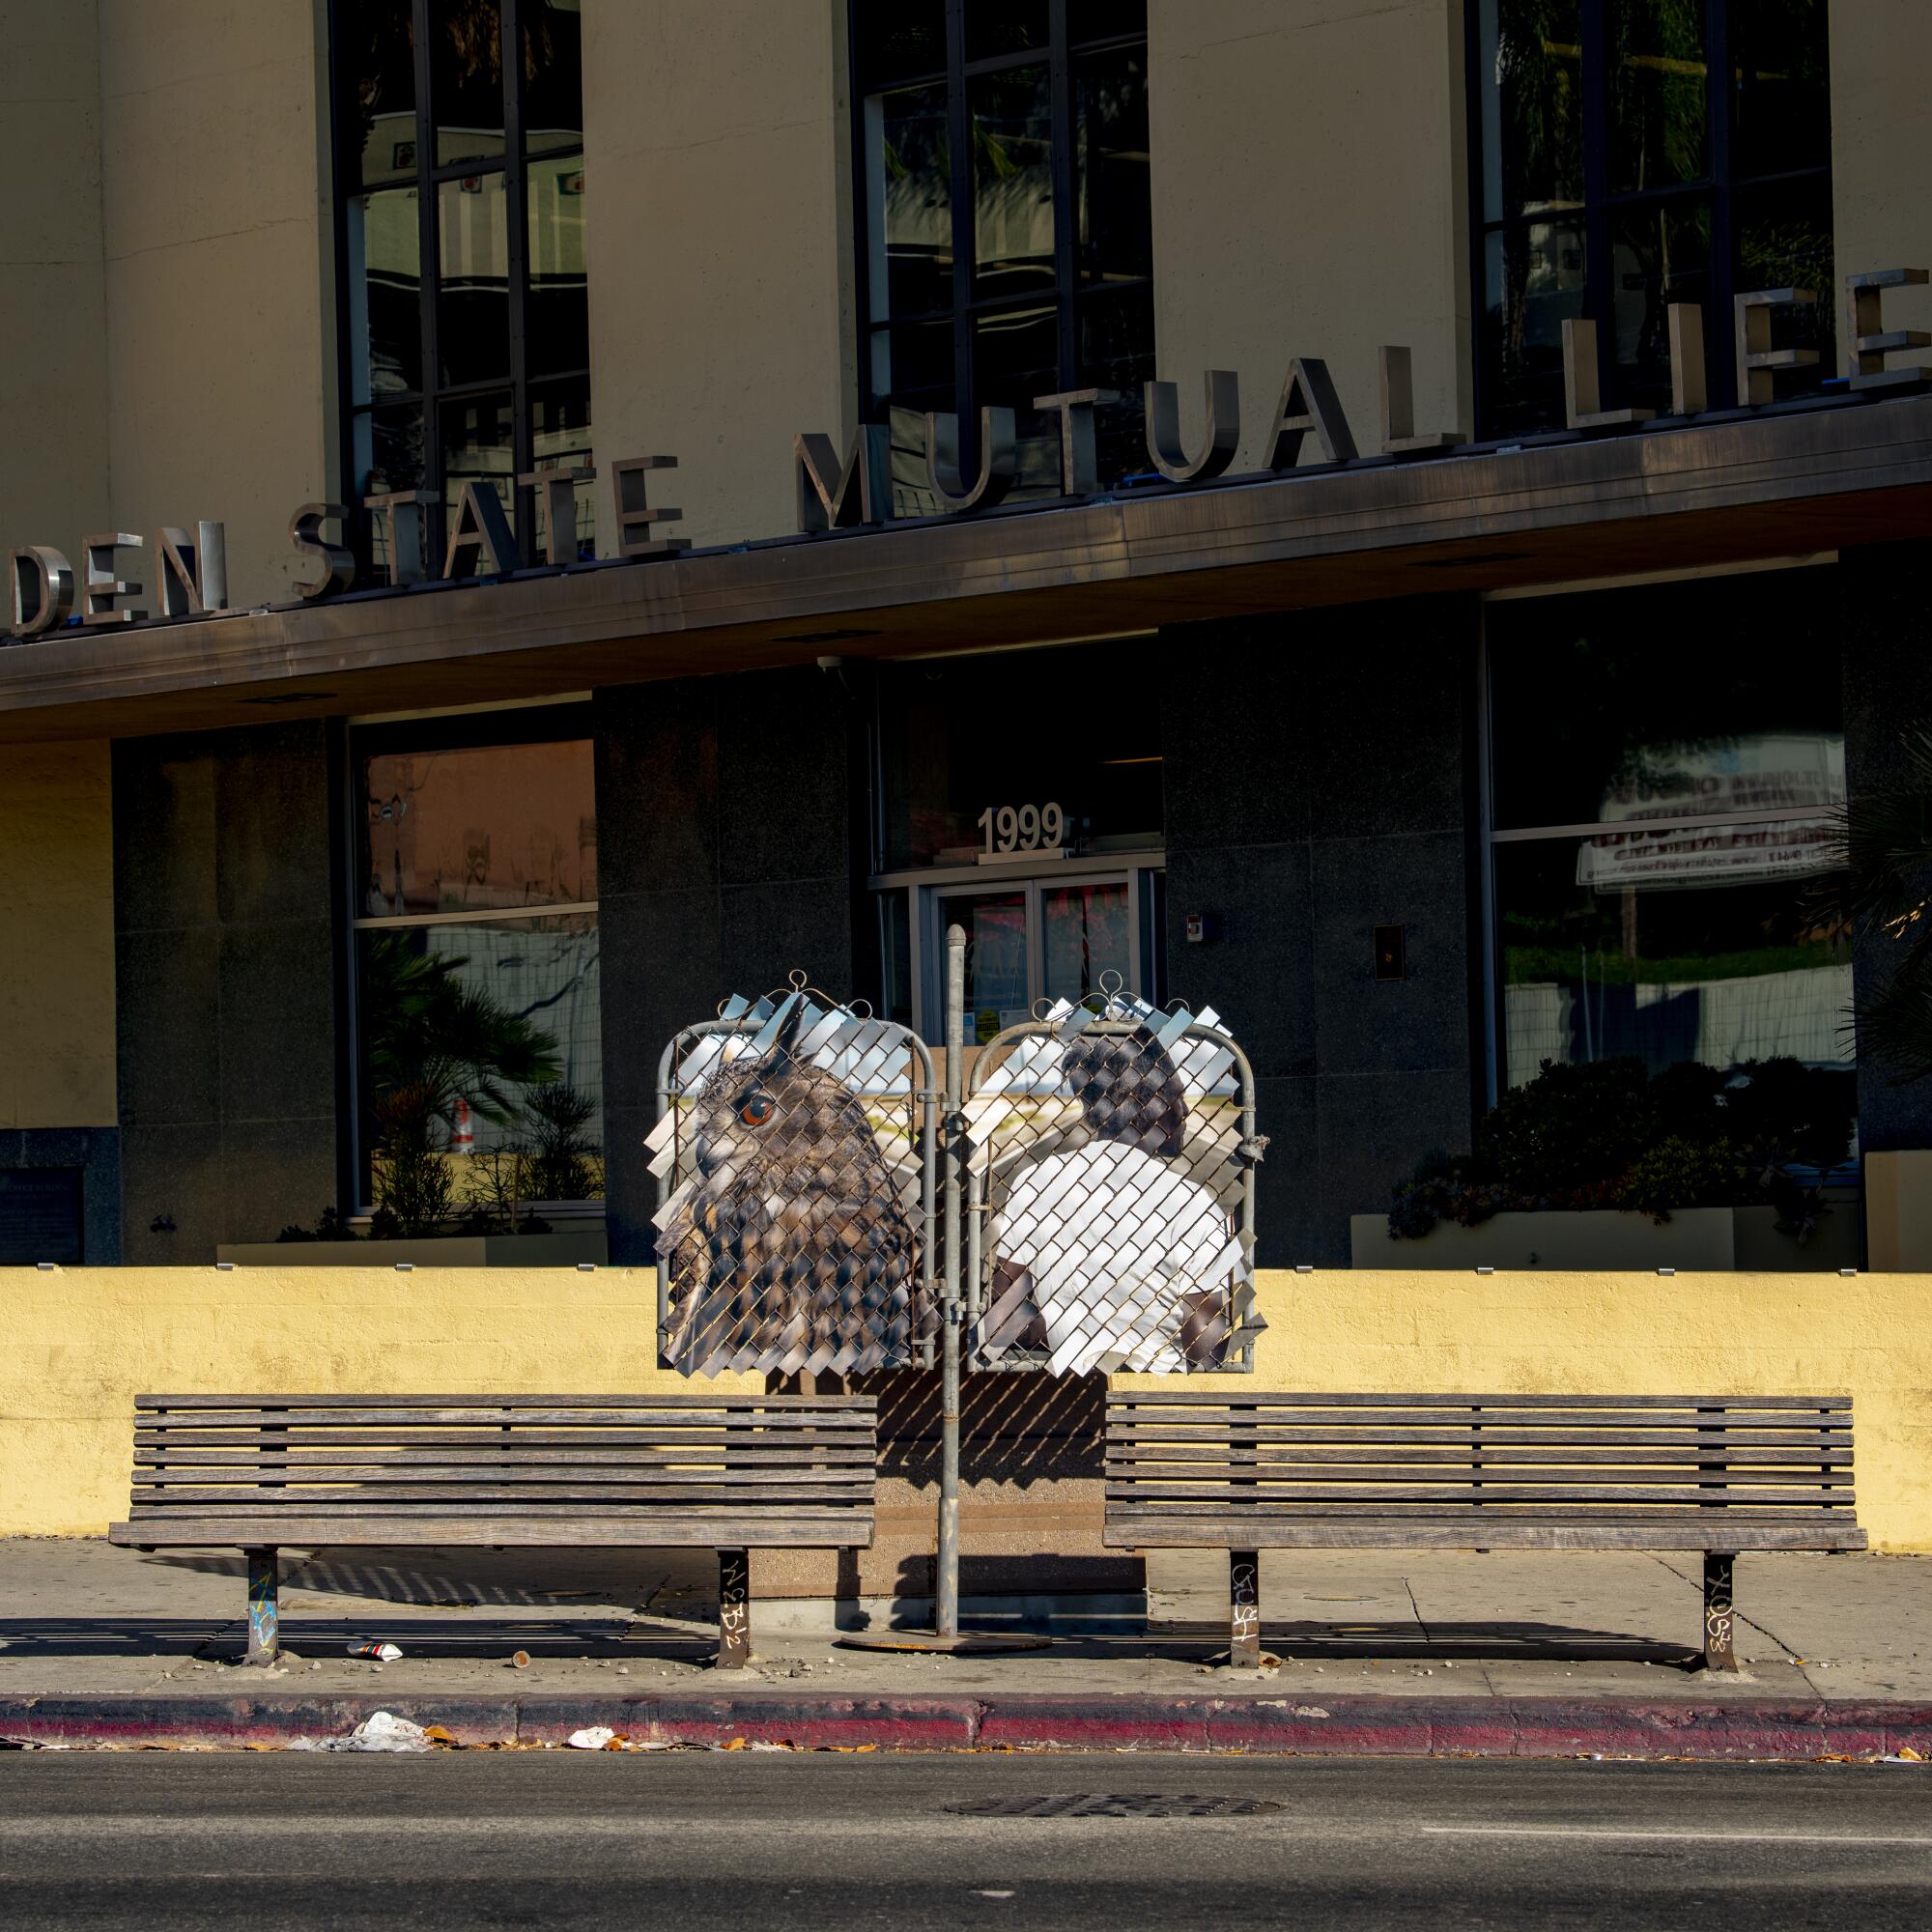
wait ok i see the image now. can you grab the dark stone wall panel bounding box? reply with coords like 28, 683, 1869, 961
595, 887, 726, 1117
215, 920, 335, 1123
1162, 615, 1311, 854
213, 724, 334, 925
600, 1102, 657, 1266
114, 926, 220, 1127
1311, 830, 1471, 1078
1158, 599, 1481, 1264
1316, 1069, 1475, 1266
1245, 1074, 1321, 1268
593, 678, 863, 1274
0, 1126, 120, 1264
717, 668, 852, 885
719, 879, 855, 1002
1307, 608, 1468, 839
111, 725, 337, 1259
1163, 842, 1315, 1078
218, 1116, 338, 1246
111, 744, 217, 934
593, 681, 719, 894
118, 1122, 224, 1264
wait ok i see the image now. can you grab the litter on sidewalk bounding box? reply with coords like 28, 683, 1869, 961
290, 1711, 438, 1754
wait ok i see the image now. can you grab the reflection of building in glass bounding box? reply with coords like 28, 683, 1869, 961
1501, 719, 1855, 1084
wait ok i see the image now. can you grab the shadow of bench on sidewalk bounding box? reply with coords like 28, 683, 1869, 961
0, 1617, 714, 1662
1019, 1621, 1700, 1668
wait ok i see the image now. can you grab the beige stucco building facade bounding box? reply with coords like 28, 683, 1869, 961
1, 1, 1929, 1273
7, 2, 1927, 594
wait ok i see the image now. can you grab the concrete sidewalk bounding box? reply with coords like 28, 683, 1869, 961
2, 1539, 1927, 1756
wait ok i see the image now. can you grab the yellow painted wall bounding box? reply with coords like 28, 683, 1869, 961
1147, 0, 1471, 467
3, 1266, 759, 1537
7, 1265, 1927, 1551
1831, 1, 1932, 374
1128, 1269, 1932, 1553
0, 742, 116, 1129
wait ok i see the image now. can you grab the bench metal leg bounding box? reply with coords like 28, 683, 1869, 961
243, 1548, 279, 1666
1703, 1552, 1738, 1672
718, 1548, 752, 1669
1230, 1549, 1262, 1669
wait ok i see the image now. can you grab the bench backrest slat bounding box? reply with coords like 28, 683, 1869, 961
1104, 1393, 1855, 1520
126, 1395, 878, 1522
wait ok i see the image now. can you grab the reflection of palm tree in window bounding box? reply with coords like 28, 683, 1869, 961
362, 930, 561, 1137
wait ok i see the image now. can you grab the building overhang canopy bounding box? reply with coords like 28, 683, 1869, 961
5, 393, 1931, 743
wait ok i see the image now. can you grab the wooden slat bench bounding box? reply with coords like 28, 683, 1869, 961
107, 1393, 878, 1668
1104, 1392, 1866, 1670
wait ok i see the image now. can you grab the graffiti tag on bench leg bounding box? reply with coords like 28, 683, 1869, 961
244, 1548, 278, 1664
1703, 1554, 1736, 1669
1231, 1551, 1261, 1667
718, 1548, 752, 1668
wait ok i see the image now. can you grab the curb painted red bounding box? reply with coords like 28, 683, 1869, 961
3, 1693, 1929, 1758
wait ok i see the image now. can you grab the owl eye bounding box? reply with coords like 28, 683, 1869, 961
739, 1093, 775, 1126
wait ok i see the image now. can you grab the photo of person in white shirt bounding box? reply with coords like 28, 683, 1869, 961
989, 1025, 1246, 1376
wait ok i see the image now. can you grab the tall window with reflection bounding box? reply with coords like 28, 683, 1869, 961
337, 1, 589, 580
854, 1, 1153, 513
354, 712, 603, 1218
1471, 1, 1833, 436
1486, 570, 1853, 1130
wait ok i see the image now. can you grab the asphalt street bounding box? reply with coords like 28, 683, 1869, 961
1, 1752, 1927, 1929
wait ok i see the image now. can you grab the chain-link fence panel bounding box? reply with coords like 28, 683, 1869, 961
959, 981, 1267, 1375
650, 978, 939, 1378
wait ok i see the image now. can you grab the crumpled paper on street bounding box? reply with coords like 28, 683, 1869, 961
289, 1710, 435, 1753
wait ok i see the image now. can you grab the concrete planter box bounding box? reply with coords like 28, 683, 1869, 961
217, 1225, 609, 1268
1350, 1202, 1861, 1271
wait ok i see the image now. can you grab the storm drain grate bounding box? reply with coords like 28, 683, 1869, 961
946, 1794, 1283, 1819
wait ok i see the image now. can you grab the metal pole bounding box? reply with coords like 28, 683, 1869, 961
937, 922, 966, 1640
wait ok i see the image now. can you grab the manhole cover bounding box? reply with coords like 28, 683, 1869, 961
946, 1794, 1282, 1819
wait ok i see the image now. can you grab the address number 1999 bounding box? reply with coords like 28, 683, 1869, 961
978, 802, 1066, 855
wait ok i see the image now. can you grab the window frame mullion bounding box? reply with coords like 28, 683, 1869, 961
412, 0, 440, 511
502, 0, 534, 559
1705, 0, 1738, 405
1578, 0, 1614, 411
946, 0, 976, 455
1048, 0, 1078, 389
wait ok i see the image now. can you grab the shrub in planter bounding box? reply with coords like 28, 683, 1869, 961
524, 1081, 602, 1203
371, 1083, 456, 1237
1389, 1055, 1853, 1241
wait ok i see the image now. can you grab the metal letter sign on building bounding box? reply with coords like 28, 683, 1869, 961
648, 972, 1262, 1380
12, 268, 1929, 638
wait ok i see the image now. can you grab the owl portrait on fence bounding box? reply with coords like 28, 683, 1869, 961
659, 1002, 926, 1377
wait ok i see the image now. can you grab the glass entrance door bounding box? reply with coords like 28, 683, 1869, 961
926, 872, 1153, 1041
948, 890, 1032, 1041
